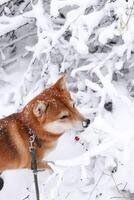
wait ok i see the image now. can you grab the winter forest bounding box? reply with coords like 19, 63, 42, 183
0, 0, 134, 199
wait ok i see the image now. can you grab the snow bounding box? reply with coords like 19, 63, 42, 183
99, 23, 116, 45
1, 0, 134, 199
0, 13, 33, 37
0, 0, 11, 6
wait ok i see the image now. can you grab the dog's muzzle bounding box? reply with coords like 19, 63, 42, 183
82, 119, 90, 128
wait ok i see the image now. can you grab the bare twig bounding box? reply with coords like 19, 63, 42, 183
111, 174, 122, 194
19, 0, 31, 13
104, 172, 127, 200
0, 31, 37, 50
88, 172, 104, 200
0, 0, 11, 6
22, 195, 30, 200
110, 197, 129, 199
1, 51, 30, 67
122, 183, 128, 191
65, 192, 71, 199
125, 1, 134, 27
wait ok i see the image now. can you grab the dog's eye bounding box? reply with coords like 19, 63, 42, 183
59, 111, 69, 120
60, 115, 69, 119
73, 103, 75, 108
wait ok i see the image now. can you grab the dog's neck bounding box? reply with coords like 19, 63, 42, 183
26, 124, 62, 150
21, 112, 62, 143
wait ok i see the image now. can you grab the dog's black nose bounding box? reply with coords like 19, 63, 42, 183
82, 119, 90, 128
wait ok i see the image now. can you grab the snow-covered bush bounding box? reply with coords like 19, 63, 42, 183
1, 0, 134, 199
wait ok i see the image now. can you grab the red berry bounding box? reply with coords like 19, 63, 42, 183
75, 136, 80, 141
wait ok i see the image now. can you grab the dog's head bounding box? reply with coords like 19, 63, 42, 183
24, 76, 90, 134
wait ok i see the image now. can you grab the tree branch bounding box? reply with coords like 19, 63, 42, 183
0, 10, 34, 37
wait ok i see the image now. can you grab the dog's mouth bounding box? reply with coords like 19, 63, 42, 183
79, 129, 85, 133
43, 121, 74, 134
73, 119, 90, 132
43, 118, 90, 135
72, 123, 84, 133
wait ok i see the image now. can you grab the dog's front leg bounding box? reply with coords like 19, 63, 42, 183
37, 161, 53, 172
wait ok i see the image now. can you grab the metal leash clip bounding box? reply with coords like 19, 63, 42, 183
29, 134, 35, 152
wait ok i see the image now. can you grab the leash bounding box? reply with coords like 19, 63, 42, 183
29, 131, 40, 200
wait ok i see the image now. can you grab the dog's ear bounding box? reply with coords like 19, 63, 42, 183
55, 75, 67, 91
33, 101, 47, 117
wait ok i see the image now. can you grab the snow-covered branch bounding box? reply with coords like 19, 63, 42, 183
0, 11, 34, 37
0, 0, 11, 6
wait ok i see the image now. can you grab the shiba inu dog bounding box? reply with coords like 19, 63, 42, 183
0, 76, 90, 184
